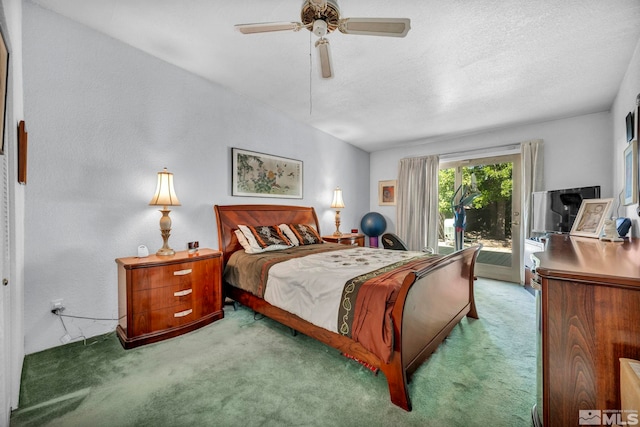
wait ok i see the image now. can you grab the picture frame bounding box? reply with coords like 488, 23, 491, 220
0, 29, 8, 155
623, 139, 637, 205
231, 148, 303, 199
637, 102, 640, 204
626, 112, 634, 142
378, 180, 397, 206
570, 198, 613, 238
17, 120, 27, 184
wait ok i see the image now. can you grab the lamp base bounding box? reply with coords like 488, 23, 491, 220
156, 208, 175, 256
333, 210, 342, 237
156, 247, 175, 256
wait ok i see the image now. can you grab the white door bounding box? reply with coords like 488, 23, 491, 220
1, 147, 10, 425
439, 154, 522, 283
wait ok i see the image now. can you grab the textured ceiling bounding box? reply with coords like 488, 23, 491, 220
30, 0, 640, 152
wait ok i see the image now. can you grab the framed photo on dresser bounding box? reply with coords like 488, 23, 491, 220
570, 198, 613, 238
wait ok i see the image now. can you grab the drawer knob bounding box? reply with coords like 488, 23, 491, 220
174, 309, 193, 318
173, 269, 192, 276
173, 288, 193, 297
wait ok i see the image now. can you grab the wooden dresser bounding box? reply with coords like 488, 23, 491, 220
116, 249, 223, 349
534, 234, 640, 426
322, 233, 365, 246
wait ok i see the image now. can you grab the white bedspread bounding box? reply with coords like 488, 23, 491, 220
263, 247, 426, 332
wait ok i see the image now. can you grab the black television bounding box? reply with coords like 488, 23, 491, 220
531, 186, 601, 233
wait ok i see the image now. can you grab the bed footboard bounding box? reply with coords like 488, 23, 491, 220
382, 245, 481, 410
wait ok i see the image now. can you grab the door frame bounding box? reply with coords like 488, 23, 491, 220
440, 154, 522, 283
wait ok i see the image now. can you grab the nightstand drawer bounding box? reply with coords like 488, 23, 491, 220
132, 301, 195, 334
129, 261, 206, 292
132, 283, 194, 313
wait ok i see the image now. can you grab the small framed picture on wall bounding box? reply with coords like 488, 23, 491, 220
637, 99, 640, 204
624, 139, 637, 205
378, 180, 397, 206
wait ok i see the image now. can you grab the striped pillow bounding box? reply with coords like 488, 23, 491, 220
282, 223, 323, 245
237, 225, 292, 253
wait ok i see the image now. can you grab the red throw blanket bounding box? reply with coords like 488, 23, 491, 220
337, 256, 441, 363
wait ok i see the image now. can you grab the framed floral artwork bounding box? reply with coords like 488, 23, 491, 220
232, 148, 303, 198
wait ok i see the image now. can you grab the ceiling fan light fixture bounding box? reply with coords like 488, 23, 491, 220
301, 0, 340, 33
312, 20, 328, 38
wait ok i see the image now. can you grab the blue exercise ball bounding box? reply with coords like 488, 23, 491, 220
360, 212, 387, 237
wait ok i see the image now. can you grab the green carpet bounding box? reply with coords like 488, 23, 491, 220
10, 278, 536, 427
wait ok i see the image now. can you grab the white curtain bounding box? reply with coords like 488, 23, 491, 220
520, 139, 544, 283
397, 155, 440, 252
521, 139, 544, 238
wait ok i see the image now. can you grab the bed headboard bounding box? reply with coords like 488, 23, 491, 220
214, 204, 321, 266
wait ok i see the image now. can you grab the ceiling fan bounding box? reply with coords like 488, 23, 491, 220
235, 0, 411, 79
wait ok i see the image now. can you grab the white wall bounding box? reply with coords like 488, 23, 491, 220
370, 111, 613, 233
22, 3, 369, 354
611, 35, 640, 236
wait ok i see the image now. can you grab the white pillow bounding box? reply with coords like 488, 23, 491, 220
234, 229, 254, 253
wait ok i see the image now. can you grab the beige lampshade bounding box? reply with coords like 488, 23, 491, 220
149, 168, 181, 207
330, 187, 345, 209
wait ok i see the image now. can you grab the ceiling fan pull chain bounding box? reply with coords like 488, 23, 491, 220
309, 31, 313, 115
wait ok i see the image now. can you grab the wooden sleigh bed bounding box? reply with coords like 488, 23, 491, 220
214, 204, 481, 411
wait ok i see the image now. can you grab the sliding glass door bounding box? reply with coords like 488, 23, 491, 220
439, 154, 521, 282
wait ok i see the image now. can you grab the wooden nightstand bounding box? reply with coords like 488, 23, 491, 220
322, 233, 365, 247
115, 248, 223, 349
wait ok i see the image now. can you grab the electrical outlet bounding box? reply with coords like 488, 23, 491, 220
50, 299, 64, 313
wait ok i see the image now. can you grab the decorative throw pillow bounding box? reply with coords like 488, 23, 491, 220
234, 229, 254, 253
237, 225, 293, 253
278, 224, 299, 246
285, 223, 323, 245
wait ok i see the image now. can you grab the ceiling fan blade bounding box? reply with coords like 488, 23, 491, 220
235, 22, 302, 35
315, 38, 334, 79
338, 18, 411, 37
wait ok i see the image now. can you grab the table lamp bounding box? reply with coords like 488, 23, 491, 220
149, 167, 181, 255
331, 187, 345, 236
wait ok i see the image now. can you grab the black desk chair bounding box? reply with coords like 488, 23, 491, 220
381, 233, 436, 254
381, 233, 409, 251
